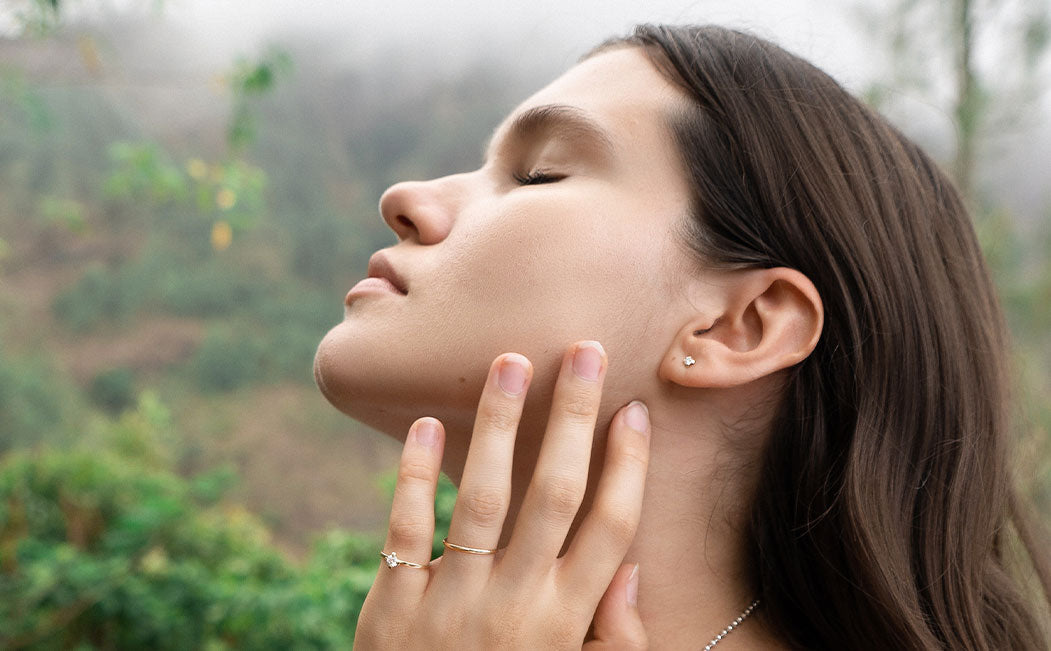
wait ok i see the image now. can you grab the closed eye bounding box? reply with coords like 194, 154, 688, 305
512, 169, 564, 186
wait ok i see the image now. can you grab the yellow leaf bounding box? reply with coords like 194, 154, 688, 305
215, 188, 236, 210
78, 35, 101, 74
211, 221, 233, 251
186, 158, 208, 180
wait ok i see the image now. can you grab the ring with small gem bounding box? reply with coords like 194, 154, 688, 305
379, 550, 428, 569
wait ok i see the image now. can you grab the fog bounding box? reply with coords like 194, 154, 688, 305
1, 0, 872, 83
4, 0, 1045, 218
171, 0, 876, 88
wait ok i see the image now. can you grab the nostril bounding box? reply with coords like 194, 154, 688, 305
397, 215, 413, 229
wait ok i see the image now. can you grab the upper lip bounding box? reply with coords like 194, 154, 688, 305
366, 251, 409, 295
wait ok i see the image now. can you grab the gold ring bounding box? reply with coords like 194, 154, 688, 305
442, 537, 497, 555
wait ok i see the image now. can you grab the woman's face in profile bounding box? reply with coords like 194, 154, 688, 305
315, 47, 697, 440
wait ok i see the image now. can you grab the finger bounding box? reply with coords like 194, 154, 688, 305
583, 563, 647, 650
561, 400, 650, 598
442, 353, 532, 570
374, 417, 444, 597
504, 341, 607, 572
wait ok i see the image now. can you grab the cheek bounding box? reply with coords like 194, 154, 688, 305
442, 198, 662, 345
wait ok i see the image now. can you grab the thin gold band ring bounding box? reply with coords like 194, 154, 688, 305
442, 537, 498, 555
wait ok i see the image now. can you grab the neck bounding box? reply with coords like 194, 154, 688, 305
624, 423, 765, 648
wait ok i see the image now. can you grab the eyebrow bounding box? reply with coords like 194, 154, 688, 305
482, 103, 616, 163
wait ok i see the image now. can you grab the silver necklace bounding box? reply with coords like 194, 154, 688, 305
703, 598, 760, 650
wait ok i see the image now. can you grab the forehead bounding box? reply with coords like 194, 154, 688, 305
489, 46, 689, 157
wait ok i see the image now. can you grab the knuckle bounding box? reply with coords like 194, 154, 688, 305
614, 437, 650, 471
475, 403, 521, 434
594, 505, 638, 545
387, 513, 432, 544
536, 475, 583, 521
458, 486, 507, 522
558, 390, 598, 420
397, 458, 434, 485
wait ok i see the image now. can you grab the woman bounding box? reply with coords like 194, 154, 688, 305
314, 24, 1051, 649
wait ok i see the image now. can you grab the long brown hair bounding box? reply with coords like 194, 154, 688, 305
594, 25, 1051, 650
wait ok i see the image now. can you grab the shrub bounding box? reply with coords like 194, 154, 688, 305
88, 367, 136, 415
0, 348, 77, 453
190, 327, 263, 392
154, 261, 265, 318
52, 264, 143, 332
0, 395, 383, 649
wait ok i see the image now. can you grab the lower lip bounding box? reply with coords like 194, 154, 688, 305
345, 277, 405, 304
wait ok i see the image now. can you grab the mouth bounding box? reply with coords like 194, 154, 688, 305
343, 250, 409, 306
366, 251, 409, 295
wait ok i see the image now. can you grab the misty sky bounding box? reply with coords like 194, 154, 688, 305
1, 0, 1047, 218
159, 0, 872, 87
0, 0, 867, 86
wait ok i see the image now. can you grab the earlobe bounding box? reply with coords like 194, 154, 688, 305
659, 267, 823, 389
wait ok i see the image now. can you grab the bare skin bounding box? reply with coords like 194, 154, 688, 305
315, 47, 822, 648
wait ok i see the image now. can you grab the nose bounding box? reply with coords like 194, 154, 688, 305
378, 179, 456, 244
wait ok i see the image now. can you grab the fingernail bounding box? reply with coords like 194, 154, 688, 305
415, 419, 438, 447
498, 355, 528, 395
625, 401, 649, 433
572, 341, 604, 380
626, 563, 640, 606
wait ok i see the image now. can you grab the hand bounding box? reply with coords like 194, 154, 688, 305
355, 341, 651, 649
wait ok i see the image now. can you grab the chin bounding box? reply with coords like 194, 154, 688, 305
313, 326, 407, 437
313, 323, 482, 442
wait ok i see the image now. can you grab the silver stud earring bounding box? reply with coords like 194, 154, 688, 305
683, 356, 696, 367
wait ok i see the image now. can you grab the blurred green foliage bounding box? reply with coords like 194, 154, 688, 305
228, 48, 293, 152
0, 348, 80, 455
88, 368, 136, 415
190, 327, 263, 393
0, 393, 457, 648
103, 142, 187, 206
0, 72, 54, 133
52, 264, 141, 332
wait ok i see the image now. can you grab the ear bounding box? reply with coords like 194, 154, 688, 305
659, 267, 823, 389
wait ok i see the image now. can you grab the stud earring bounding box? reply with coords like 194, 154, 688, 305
683, 356, 696, 367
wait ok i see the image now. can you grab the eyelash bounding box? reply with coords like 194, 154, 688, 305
512, 169, 563, 186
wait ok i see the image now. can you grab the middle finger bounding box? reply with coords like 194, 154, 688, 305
441, 353, 533, 571
503, 340, 607, 572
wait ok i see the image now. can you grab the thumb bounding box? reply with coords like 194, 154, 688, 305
583, 563, 648, 650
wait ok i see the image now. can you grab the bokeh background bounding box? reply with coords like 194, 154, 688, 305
1, 0, 1049, 646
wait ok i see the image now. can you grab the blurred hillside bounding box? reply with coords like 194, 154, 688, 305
0, 15, 557, 554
